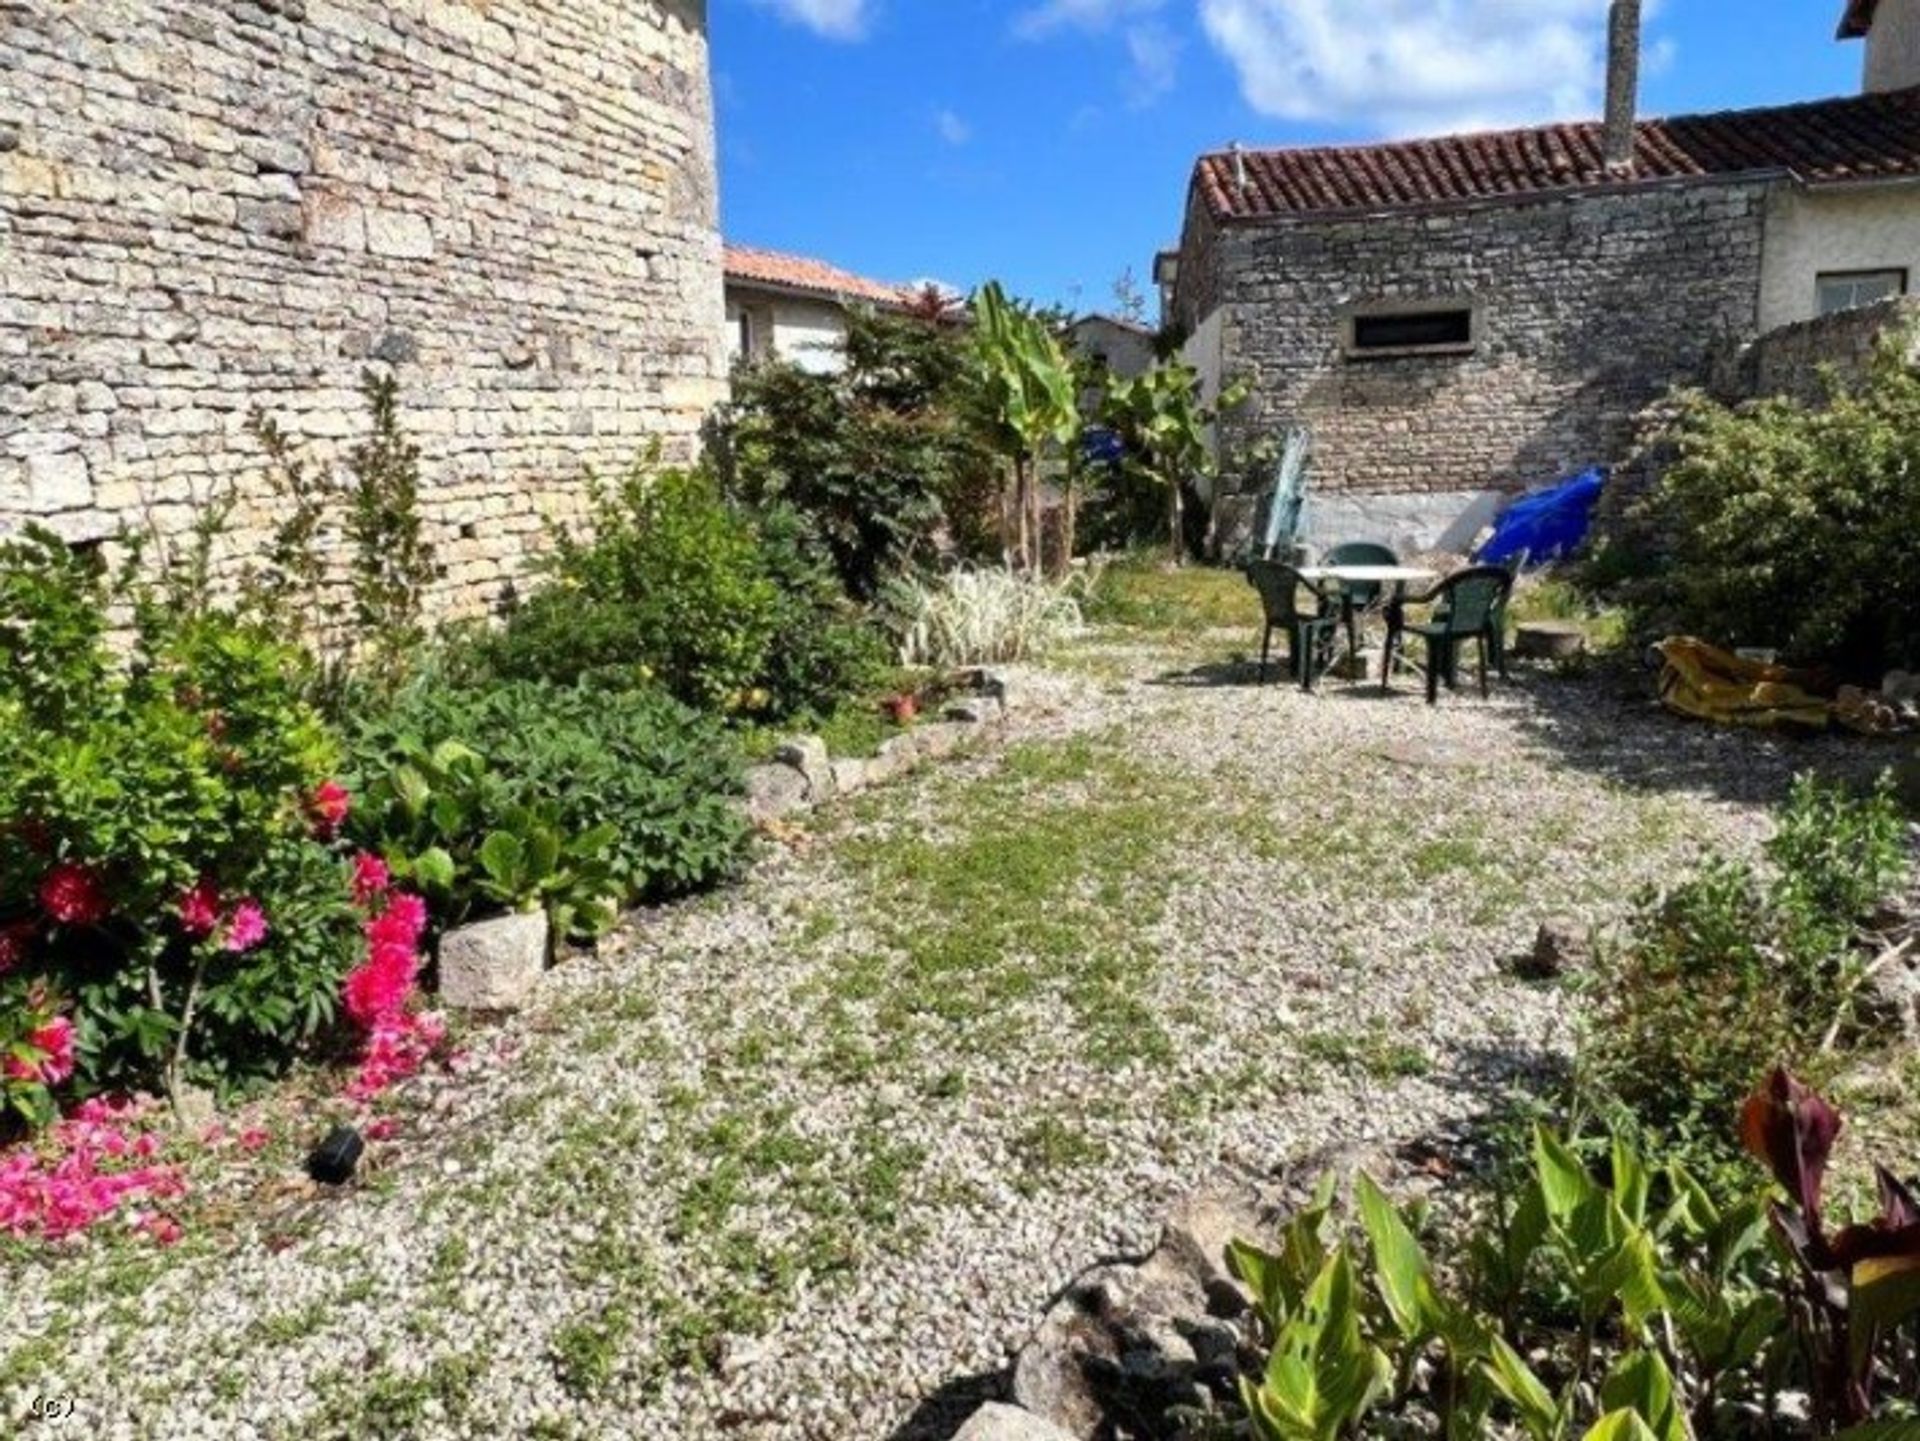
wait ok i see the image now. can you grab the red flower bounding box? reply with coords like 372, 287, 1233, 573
0, 920, 33, 975
3, 1015, 76, 1088
177, 878, 221, 939
308, 781, 351, 839
351, 852, 391, 906
38, 863, 109, 927
222, 900, 269, 955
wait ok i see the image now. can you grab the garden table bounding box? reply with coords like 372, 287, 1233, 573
1294, 564, 1440, 681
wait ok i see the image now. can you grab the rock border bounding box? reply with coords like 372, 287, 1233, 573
742, 669, 1015, 827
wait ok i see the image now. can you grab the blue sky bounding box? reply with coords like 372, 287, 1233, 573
714, 1, 1860, 311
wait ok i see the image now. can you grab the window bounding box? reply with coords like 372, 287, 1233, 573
734, 310, 754, 358
1344, 303, 1476, 358
1816, 269, 1907, 316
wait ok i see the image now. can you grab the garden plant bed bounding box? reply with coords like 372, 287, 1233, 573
6, 595, 1902, 1440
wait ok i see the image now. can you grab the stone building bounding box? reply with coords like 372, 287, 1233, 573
723, 244, 911, 375
0, 0, 726, 618
1164, 0, 1920, 552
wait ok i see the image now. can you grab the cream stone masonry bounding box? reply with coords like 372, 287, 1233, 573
0, 0, 726, 620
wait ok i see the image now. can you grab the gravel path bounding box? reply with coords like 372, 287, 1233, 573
2, 635, 1889, 1441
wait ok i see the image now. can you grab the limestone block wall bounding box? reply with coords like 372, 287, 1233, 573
1718, 294, 1920, 406
0, 0, 726, 619
1181, 181, 1770, 501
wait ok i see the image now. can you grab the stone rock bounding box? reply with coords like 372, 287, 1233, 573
1514, 916, 1590, 980
743, 763, 810, 825
915, 721, 970, 759
171, 1083, 218, 1131
1860, 949, 1920, 1045
830, 757, 869, 796
1883, 670, 1920, 704
953, 1403, 1077, 1441
1160, 1190, 1269, 1293
773, 734, 834, 802
438, 911, 550, 1011
1515, 621, 1587, 661
869, 733, 922, 784
945, 696, 1003, 725
24, 450, 90, 511
365, 206, 435, 260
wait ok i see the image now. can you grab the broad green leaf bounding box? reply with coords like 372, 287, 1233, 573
1355, 1172, 1430, 1339
1832, 1424, 1920, 1440
477, 831, 525, 888
1534, 1126, 1596, 1224
410, 846, 456, 897
1611, 1134, 1651, 1228
1597, 1350, 1685, 1441
1582, 1411, 1661, 1441
1482, 1336, 1561, 1441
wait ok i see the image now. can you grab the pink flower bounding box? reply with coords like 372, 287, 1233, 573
237, 1127, 270, 1153
0, 920, 33, 975
351, 853, 391, 906
308, 781, 351, 839
222, 900, 269, 954
138, 1214, 183, 1246
178, 878, 221, 939
363, 1117, 398, 1141
38, 862, 109, 927
4, 1015, 76, 1088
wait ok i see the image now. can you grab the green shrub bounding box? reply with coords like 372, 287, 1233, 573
478, 458, 884, 721
1618, 334, 1920, 676
0, 529, 358, 1117
345, 678, 747, 922
1583, 773, 1908, 1168
709, 308, 1001, 595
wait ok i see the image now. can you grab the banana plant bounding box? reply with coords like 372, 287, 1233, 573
1098, 361, 1248, 566
971, 282, 1079, 574
1240, 1247, 1392, 1441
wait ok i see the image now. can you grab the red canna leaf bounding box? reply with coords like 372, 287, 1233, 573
1739, 1067, 1843, 1228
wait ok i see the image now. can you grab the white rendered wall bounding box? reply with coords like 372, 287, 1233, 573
1760, 183, 1920, 329
1866, 0, 1920, 91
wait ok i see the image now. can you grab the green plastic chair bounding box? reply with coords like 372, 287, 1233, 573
1321, 540, 1400, 663
1245, 560, 1339, 691
1382, 565, 1515, 703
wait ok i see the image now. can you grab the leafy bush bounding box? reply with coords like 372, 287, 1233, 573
345, 677, 747, 931
709, 307, 1001, 595
1229, 1077, 1920, 1440
1583, 773, 1908, 1165
888, 566, 1083, 667
0, 530, 359, 1120
478, 457, 883, 721
1616, 335, 1920, 677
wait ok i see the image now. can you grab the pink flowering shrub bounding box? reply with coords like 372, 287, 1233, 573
0, 530, 364, 1123
341, 865, 444, 1102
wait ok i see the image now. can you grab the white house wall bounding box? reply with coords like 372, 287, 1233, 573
770, 300, 849, 373
1760, 183, 1920, 330
1867, 0, 1920, 91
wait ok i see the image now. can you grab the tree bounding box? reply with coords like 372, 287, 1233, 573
1100, 362, 1248, 566
971, 282, 1081, 574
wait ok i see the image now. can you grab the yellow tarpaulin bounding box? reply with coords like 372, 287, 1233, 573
1654, 637, 1833, 731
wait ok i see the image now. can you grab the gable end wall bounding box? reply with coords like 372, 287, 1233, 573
1197, 181, 1770, 499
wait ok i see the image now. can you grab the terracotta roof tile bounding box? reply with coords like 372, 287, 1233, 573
1195, 87, 1920, 222
723, 244, 909, 308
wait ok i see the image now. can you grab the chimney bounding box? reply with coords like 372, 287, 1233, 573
1603, 0, 1642, 175
1230, 141, 1247, 195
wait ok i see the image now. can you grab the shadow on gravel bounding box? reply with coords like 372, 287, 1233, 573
887, 1368, 1010, 1441
1146, 657, 1263, 688
1507, 668, 1898, 810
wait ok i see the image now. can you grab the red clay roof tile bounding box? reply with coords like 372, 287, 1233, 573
1194, 87, 1920, 222
723, 244, 910, 308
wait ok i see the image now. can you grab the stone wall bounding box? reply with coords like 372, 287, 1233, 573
0, 0, 725, 620
1715, 294, 1920, 406
1181, 180, 1770, 502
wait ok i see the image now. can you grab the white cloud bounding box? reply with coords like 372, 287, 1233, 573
1013, 0, 1181, 107
1197, 0, 1622, 136
751, 0, 871, 41
1013, 0, 1167, 40
935, 108, 973, 145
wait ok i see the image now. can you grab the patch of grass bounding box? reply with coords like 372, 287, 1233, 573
1083, 554, 1261, 635
551, 1304, 637, 1398
1299, 1025, 1432, 1080
1012, 1115, 1108, 1178
1504, 574, 1629, 655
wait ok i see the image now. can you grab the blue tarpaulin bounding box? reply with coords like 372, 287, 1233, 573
1474, 467, 1605, 568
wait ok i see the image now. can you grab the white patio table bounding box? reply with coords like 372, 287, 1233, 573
1294, 564, 1441, 681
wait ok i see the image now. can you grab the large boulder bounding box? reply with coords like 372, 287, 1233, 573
743, 763, 810, 825
438, 910, 550, 1011
773, 735, 835, 802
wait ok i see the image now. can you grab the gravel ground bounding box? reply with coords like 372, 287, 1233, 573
1, 634, 1893, 1441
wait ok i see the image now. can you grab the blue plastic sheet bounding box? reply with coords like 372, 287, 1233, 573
1474, 467, 1605, 568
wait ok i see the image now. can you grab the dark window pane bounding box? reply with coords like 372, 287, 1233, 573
1352, 309, 1472, 350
